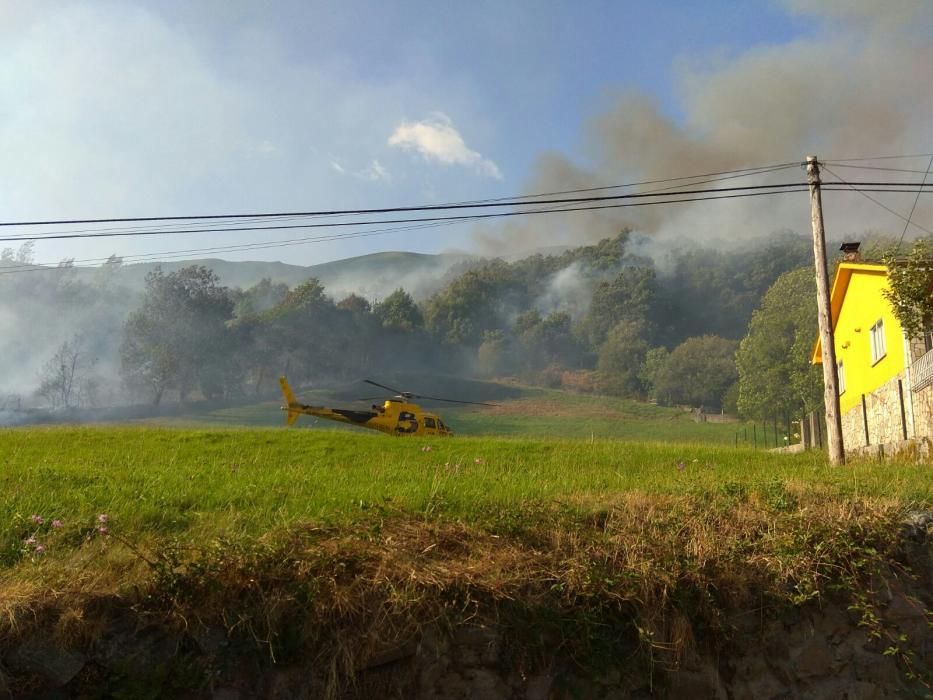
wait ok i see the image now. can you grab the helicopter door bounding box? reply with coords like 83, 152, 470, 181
423, 416, 437, 435
396, 411, 419, 434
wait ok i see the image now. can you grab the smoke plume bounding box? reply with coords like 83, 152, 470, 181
474, 2, 933, 256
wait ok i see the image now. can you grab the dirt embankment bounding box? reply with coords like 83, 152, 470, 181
1, 510, 930, 698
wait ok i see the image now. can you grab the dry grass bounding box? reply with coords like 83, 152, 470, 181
1, 490, 924, 696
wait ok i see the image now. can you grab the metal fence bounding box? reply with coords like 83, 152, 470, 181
911, 349, 933, 392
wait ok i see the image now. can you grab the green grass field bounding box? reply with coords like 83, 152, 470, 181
1, 424, 930, 695
2, 426, 929, 550
141, 385, 763, 445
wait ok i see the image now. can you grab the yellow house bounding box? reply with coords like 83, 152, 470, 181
813, 259, 933, 450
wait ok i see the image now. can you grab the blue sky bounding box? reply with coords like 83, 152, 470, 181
1, 1, 930, 268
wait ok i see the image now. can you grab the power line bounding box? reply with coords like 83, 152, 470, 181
825, 153, 933, 163
0, 187, 812, 275
822, 163, 933, 175
1, 162, 803, 272
2, 183, 931, 275
0, 182, 815, 243
0, 162, 804, 230
820, 165, 933, 238
894, 155, 933, 253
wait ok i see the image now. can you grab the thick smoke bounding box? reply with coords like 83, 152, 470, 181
474, 2, 933, 256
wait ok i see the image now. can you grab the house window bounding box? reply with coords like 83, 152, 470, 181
870, 319, 886, 364
838, 361, 846, 394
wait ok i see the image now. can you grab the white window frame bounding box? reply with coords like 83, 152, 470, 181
870, 319, 886, 365
837, 361, 846, 395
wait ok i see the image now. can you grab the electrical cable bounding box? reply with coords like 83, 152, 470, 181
0, 187, 812, 275
894, 156, 933, 253
0, 182, 816, 243
820, 165, 933, 238
0, 162, 805, 230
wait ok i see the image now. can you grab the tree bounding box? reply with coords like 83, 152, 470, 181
477, 330, 512, 378
583, 267, 657, 347
596, 320, 650, 396
37, 334, 98, 409
121, 266, 234, 404
882, 239, 933, 340
337, 293, 372, 314
423, 260, 523, 347
232, 278, 289, 317
736, 267, 823, 420
654, 335, 738, 409
374, 288, 423, 332
639, 346, 670, 399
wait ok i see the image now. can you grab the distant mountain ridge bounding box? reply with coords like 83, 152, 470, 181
77, 251, 475, 300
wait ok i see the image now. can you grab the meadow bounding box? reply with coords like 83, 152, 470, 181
143, 384, 764, 445
1, 414, 930, 695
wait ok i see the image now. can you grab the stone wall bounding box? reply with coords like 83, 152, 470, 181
840, 373, 909, 450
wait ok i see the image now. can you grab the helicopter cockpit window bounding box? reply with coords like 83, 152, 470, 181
424, 417, 436, 429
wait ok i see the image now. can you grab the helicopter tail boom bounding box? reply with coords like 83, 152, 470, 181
279, 376, 301, 426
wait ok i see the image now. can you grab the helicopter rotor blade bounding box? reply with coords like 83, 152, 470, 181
363, 379, 406, 395
410, 394, 498, 407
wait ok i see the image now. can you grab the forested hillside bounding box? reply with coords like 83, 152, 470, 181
0, 231, 819, 418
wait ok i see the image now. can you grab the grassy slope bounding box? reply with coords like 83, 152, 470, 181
141, 385, 762, 445
1, 427, 929, 548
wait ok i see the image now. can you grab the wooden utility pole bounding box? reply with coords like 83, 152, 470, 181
807, 155, 845, 465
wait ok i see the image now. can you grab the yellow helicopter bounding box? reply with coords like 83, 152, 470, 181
279, 377, 494, 437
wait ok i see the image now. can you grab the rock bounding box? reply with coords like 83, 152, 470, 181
363, 639, 417, 669
596, 667, 622, 686
454, 625, 500, 667
901, 511, 933, 541
191, 624, 229, 656
792, 638, 834, 679
212, 688, 242, 700
730, 657, 786, 700
884, 594, 927, 624
844, 680, 882, 700
666, 665, 727, 700
418, 656, 448, 692
465, 667, 510, 697
262, 666, 304, 700
7, 637, 86, 687
525, 672, 554, 700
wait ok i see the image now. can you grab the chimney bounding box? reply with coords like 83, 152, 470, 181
840, 241, 861, 262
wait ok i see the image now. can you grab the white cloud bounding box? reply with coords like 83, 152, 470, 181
355, 159, 391, 182
389, 112, 502, 179
330, 158, 391, 182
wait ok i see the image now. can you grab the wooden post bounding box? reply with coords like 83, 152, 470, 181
807, 156, 845, 465
897, 379, 908, 441
861, 394, 870, 446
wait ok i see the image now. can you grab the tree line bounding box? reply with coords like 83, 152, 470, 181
2, 230, 839, 419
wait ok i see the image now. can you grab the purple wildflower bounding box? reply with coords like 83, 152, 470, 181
24, 536, 37, 547
51, 519, 63, 529
30, 514, 43, 525
677, 461, 685, 472
34, 544, 46, 554
97, 514, 109, 524
97, 526, 109, 535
